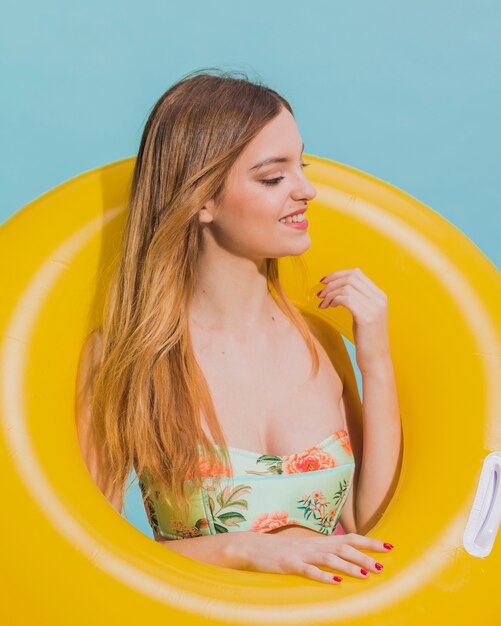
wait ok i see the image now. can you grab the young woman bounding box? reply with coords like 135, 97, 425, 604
76, 69, 401, 587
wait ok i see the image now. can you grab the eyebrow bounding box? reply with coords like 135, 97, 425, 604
249, 142, 305, 172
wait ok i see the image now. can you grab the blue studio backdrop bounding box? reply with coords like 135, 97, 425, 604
2, 0, 499, 537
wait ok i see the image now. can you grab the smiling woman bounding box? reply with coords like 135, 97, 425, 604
196, 107, 316, 260
3, 65, 499, 626
72, 67, 396, 586
2, 141, 500, 625
199, 106, 317, 262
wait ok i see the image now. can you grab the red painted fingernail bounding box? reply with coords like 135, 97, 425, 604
383, 543, 394, 550
360, 569, 369, 576
333, 575, 343, 582
320, 275, 327, 282
375, 563, 384, 571
316, 290, 323, 296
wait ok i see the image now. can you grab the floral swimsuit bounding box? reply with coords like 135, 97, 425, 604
139, 429, 355, 540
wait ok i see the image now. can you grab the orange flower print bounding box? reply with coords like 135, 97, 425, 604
311, 490, 327, 503
334, 430, 353, 455
250, 511, 299, 532
333, 430, 348, 440
282, 447, 337, 474
198, 456, 232, 478
342, 438, 352, 455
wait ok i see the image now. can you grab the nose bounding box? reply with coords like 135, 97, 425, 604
292, 173, 317, 205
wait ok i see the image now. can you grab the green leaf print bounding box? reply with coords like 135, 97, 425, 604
230, 499, 249, 510
212, 482, 252, 532
217, 483, 252, 508
144, 495, 161, 534
296, 490, 339, 535
213, 522, 229, 533
332, 479, 349, 505
218, 512, 247, 526
208, 495, 216, 514
244, 455, 283, 475
228, 484, 252, 501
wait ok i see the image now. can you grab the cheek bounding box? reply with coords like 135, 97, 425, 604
232, 186, 281, 225
217, 180, 290, 247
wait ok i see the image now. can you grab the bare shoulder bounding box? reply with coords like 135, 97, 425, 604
75, 328, 123, 514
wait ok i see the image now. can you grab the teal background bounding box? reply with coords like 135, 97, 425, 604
2, 1, 499, 538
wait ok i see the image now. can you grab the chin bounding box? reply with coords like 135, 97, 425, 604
273, 236, 312, 258
288, 234, 312, 255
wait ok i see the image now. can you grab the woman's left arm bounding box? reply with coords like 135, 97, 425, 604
356, 356, 402, 534
317, 268, 402, 535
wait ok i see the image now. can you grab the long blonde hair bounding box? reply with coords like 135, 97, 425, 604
90, 68, 320, 520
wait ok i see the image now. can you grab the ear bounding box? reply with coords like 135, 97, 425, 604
199, 197, 217, 224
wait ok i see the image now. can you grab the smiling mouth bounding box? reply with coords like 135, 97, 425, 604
278, 212, 306, 224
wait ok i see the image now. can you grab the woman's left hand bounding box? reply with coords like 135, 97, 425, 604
317, 268, 391, 372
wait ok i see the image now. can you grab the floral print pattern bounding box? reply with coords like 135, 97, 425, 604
139, 429, 355, 540
198, 457, 232, 478
250, 511, 300, 532
296, 479, 351, 534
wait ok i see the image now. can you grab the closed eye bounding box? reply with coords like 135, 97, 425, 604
260, 162, 310, 186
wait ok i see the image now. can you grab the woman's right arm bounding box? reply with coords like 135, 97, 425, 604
158, 529, 393, 585
156, 531, 255, 569
75, 329, 124, 515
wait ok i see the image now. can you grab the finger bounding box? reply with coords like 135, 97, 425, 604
341, 533, 394, 553
319, 287, 369, 313
324, 294, 375, 322
332, 544, 385, 574
319, 275, 377, 300
295, 561, 344, 585
318, 291, 351, 309
318, 283, 363, 307
310, 551, 371, 579
320, 269, 352, 283
321, 269, 384, 298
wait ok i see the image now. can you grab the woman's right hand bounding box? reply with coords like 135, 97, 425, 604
227, 531, 393, 585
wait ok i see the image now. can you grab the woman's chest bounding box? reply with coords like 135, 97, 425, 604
193, 326, 345, 456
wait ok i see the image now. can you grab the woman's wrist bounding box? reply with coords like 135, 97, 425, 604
224, 531, 250, 570
224, 530, 263, 571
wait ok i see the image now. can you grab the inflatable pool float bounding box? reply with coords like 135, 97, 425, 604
1, 154, 500, 625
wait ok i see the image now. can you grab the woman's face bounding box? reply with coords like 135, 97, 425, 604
200, 107, 317, 261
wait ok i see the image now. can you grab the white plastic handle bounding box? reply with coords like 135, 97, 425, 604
463, 451, 501, 557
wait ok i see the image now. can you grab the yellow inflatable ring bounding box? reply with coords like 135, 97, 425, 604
1, 155, 500, 625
